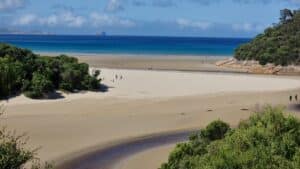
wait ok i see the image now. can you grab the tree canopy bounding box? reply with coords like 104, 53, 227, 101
0, 43, 101, 99
234, 9, 300, 66
160, 107, 300, 169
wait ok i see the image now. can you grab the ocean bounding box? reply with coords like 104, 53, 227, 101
0, 34, 251, 56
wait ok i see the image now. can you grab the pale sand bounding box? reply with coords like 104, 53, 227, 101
75, 54, 230, 72
1, 68, 300, 168
5, 68, 300, 105
40, 53, 240, 73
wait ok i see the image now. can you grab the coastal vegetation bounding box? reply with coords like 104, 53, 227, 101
0, 127, 53, 169
0, 107, 53, 169
160, 107, 300, 169
234, 9, 300, 66
0, 43, 101, 99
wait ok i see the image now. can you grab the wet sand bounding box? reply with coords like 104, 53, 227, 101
40, 52, 242, 73
56, 129, 195, 169
115, 144, 176, 169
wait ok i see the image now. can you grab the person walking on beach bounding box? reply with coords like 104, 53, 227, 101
295, 94, 298, 101
290, 95, 293, 102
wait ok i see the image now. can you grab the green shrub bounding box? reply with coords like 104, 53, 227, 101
82, 75, 100, 90
0, 44, 101, 99
161, 107, 300, 169
200, 120, 230, 141
0, 107, 52, 169
31, 73, 54, 94
24, 90, 43, 99
0, 129, 34, 169
59, 83, 73, 92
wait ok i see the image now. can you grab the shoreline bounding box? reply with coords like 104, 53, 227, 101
36, 52, 300, 76
54, 128, 197, 169
42, 53, 244, 74
37, 51, 232, 58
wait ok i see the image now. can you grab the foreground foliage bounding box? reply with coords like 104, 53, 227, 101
234, 9, 300, 66
0, 43, 101, 99
0, 107, 52, 169
160, 107, 300, 169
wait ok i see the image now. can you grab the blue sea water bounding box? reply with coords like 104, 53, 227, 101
0, 35, 251, 56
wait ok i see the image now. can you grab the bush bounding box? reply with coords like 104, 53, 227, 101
0, 44, 101, 99
24, 90, 43, 99
31, 73, 54, 94
161, 107, 300, 169
82, 75, 100, 90
0, 129, 34, 169
200, 120, 230, 141
0, 107, 52, 169
23, 73, 54, 99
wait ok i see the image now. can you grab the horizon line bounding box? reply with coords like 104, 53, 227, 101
0, 33, 254, 39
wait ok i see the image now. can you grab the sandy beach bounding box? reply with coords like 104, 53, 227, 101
2, 56, 300, 168
40, 53, 243, 73
2, 1, 299, 169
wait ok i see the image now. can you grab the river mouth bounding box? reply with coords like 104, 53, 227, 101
55, 129, 198, 169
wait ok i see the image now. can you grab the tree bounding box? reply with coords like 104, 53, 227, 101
235, 9, 300, 66
0, 57, 23, 98
280, 8, 294, 23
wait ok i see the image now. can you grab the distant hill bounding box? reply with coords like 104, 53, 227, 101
234, 9, 300, 66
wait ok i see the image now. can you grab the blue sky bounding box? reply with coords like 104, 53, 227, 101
0, 0, 299, 37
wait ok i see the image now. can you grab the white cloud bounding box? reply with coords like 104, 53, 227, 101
134, 0, 300, 7
39, 15, 58, 26
233, 0, 300, 4
0, 0, 26, 11
288, 0, 300, 3
14, 11, 86, 27
13, 11, 136, 29
90, 12, 136, 27
232, 23, 267, 32
14, 14, 36, 25
152, 0, 175, 7
105, 0, 124, 12
132, 0, 147, 6
61, 11, 86, 27
177, 18, 212, 30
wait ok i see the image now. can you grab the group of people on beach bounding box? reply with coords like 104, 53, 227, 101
111, 74, 124, 83
290, 94, 298, 102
